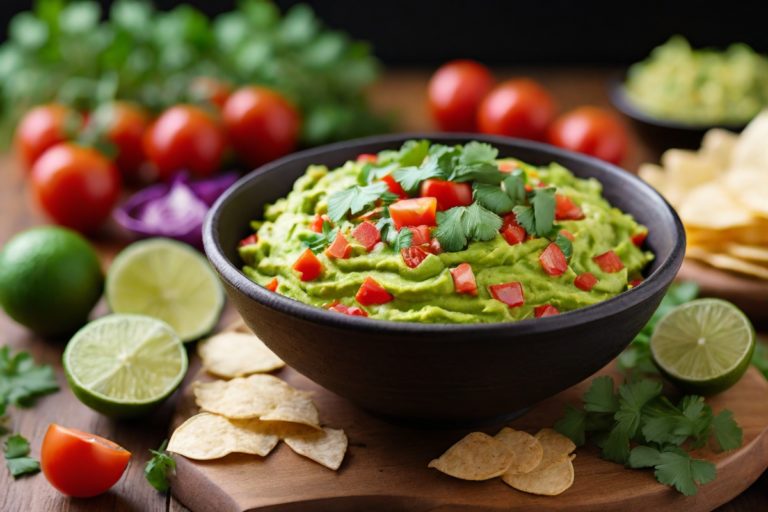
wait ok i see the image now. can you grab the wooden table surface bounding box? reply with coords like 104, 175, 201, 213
1, 68, 766, 512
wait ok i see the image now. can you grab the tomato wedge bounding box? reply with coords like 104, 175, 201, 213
328, 301, 368, 317
419, 179, 473, 211
555, 194, 585, 220
352, 221, 381, 251
401, 246, 429, 268
501, 213, 526, 245
381, 174, 408, 198
409, 225, 432, 246
489, 282, 524, 308
325, 232, 352, 259
293, 248, 324, 281
450, 263, 478, 296
239, 234, 258, 247
356, 153, 378, 163
355, 277, 393, 306
534, 304, 560, 317
574, 272, 598, 291
631, 231, 647, 247
594, 250, 624, 273
540, 243, 568, 276
389, 197, 437, 229
265, 277, 279, 292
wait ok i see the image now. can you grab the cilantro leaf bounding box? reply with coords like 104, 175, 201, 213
145, 440, 176, 492
327, 182, 389, 222
554, 232, 573, 260
434, 207, 468, 252
377, 139, 429, 167
448, 162, 505, 184
614, 379, 662, 438
0, 346, 59, 410
583, 376, 619, 414
600, 425, 631, 464
711, 409, 742, 451
4, 434, 30, 458
628, 445, 662, 469
393, 160, 445, 194
554, 405, 586, 446
462, 203, 502, 241
654, 450, 716, 496
473, 184, 515, 214
503, 172, 526, 205
459, 141, 498, 164
531, 186, 556, 237
390, 227, 413, 252
299, 221, 338, 253
512, 205, 535, 234
4, 434, 39, 479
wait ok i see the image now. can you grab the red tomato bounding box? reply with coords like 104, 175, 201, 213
356, 153, 378, 163
559, 229, 575, 241
477, 79, 557, 140
498, 161, 518, 172
540, 243, 568, 276
355, 277, 393, 306
489, 282, 525, 308
265, 277, 279, 292
427, 238, 443, 254
310, 214, 327, 233
501, 214, 526, 245
428, 60, 494, 131
419, 179, 473, 211
629, 277, 644, 288
239, 234, 258, 247
15, 104, 82, 169
574, 272, 598, 291
325, 232, 352, 259
31, 143, 121, 233
401, 246, 429, 268
41, 424, 130, 498
381, 174, 408, 198
631, 231, 647, 247
389, 197, 437, 229
450, 263, 478, 296
547, 106, 629, 165
555, 194, 585, 220
92, 101, 150, 178
409, 225, 432, 246
351, 221, 381, 251
534, 304, 560, 317
594, 250, 624, 273
293, 248, 324, 281
223, 86, 300, 168
327, 301, 368, 317
144, 105, 226, 179
189, 76, 232, 110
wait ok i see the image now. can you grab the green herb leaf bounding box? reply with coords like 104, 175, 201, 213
531, 187, 556, 237
473, 183, 515, 214
512, 205, 535, 234
145, 440, 176, 492
600, 426, 631, 464
459, 141, 498, 164
392, 159, 445, 195
393, 139, 430, 166
711, 410, 742, 451
300, 221, 338, 253
390, 228, 413, 252
4, 434, 39, 479
4, 435, 30, 459
554, 405, 586, 446
614, 379, 662, 438
327, 182, 389, 222
654, 450, 716, 496
462, 203, 502, 241
434, 204, 502, 252
503, 172, 527, 205
627, 445, 662, 469
583, 376, 619, 414
434, 207, 468, 252
554, 232, 573, 260
0, 346, 59, 409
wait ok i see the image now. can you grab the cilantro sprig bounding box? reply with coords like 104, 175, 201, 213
555, 375, 742, 496
4, 434, 39, 478
513, 187, 557, 238
0, 346, 59, 415
145, 440, 176, 493
376, 209, 413, 252
299, 221, 339, 254
434, 204, 502, 252
327, 182, 395, 222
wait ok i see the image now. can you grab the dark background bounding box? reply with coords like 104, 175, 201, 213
2, 0, 768, 65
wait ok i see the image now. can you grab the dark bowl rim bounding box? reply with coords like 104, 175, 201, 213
203, 132, 685, 336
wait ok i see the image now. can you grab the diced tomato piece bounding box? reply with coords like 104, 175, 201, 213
539, 243, 568, 276
389, 197, 437, 229
631, 231, 647, 247
427, 238, 443, 254
292, 248, 324, 281
555, 194, 585, 220
524, 184, 534, 192
381, 174, 408, 198
450, 263, 478, 296
265, 277, 279, 292
401, 246, 429, 268
355, 277, 393, 306
501, 213, 521, 230
352, 221, 381, 251
325, 232, 352, 259
328, 301, 368, 317
419, 179, 473, 211
356, 153, 378, 163
356, 207, 383, 222
498, 161, 518, 172
629, 277, 644, 287
574, 272, 598, 291
310, 214, 326, 233
501, 213, 527, 245
534, 304, 560, 317
409, 225, 432, 246
559, 229, 575, 241
489, 282, 525, 308
239, 234, 258, 247
594, 250, 624, 273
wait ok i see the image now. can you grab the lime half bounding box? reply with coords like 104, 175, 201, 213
106, 238, 224, 342
64, 314, 188, 417
651, 298, 755, 395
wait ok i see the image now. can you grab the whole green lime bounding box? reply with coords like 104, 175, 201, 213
0, 226, 103, 336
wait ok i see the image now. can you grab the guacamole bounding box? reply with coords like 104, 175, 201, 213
239, 140, 652, 323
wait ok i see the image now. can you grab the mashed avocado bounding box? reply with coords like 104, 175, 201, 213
240, 140, 652, 323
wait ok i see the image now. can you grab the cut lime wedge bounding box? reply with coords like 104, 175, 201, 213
106, 238, 224, 342
63, 314, 188, 417
651, 298, 755, 395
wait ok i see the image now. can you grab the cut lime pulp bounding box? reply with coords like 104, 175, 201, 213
650, 298, 755, 395
63, 314, 188, 417
106, 238, 224, 342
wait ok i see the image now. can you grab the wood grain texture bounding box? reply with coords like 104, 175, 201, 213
169, 366, 768, 512
0, 69, 765, 511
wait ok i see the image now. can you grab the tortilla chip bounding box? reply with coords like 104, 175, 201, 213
723, 168, 768, 218
193, 374, 299, 419
679, 183, 754, 229
661, 149, 721, 190
502, 455, 575, 496
260, 393, 321, 429
198, 332, 284, 378
726, 244, 768, 263
283, 427, 348, 470
731, 111, 768, 170
700, 128, 738, 168
687, 247, 768, 280
167, 412, 279, 460
495, 428, 543, 474
428, 432, 514, 481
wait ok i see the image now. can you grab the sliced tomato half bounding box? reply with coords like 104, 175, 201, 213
355, 277, 394, 306
534, 304, 560, 317
489, 282, 525, 308
574, 272, 598, 291
352, 221, 381, 251
401, 246, 429, 268
419, 179, 473, 211
389, 197, 437, 229
450, 263, 478, 296
325, 232, 352, 259
555, 194, 585, 220
594, 250, 624, 273
540, 242, 568, 276
293, 248, 324, 281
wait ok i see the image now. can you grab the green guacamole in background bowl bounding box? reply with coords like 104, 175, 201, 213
238, 140, 653, 324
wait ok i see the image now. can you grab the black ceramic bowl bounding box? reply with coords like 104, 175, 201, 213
203, 133, 685, 424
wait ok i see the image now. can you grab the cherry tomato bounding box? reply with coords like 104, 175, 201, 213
547, 106, 629, 165
41, 424, 131, 498
15, 104, 82, 169
325, 232, 352, 259
189, 76, 232, 110
539, 242, 568, 276
389, 197, 437, 229
574, 272, 598, 291
428, 60, 494, 131
351, 221, 381, 251
489, 282, 525, 308
450, 263, 478, 296
594, 250, 624, 273
355, 277, 393, 306
419, 179, 473, 211
292, 248, 324, 281
144, 104, 226, 180
31, 143, 121, 233
265, 277, 279, 292
223, 86, 300, 168
477, 79, 556, 140
401, 246, 429, 268
534, 304, 560, 317
91, 102, 150, 178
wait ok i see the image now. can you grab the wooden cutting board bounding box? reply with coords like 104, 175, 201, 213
169, 363, 768, 512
